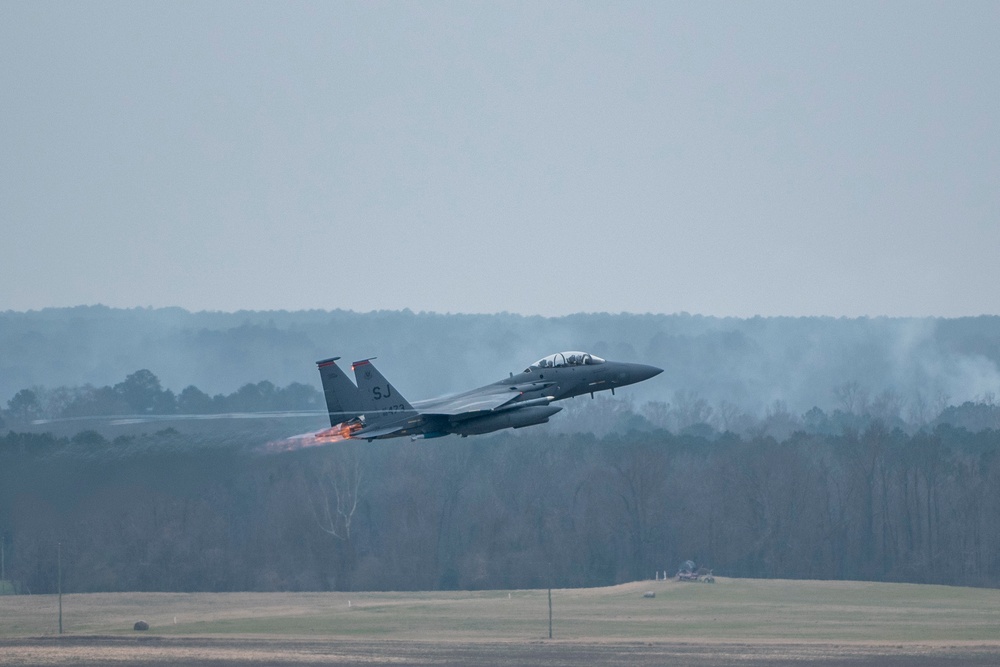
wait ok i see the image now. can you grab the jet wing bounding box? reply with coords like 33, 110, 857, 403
415, 381, 555, 417
352, 381, 557, 439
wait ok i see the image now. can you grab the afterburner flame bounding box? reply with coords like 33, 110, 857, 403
264, 421, 361, 453
328, 421, 363, 440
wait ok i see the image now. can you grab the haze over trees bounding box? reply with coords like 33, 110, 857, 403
2, 369, 323, 424
4, 306, 1000, 426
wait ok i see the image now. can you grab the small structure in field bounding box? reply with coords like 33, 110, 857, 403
677, 560, 715, 582
133, 620, 149, 631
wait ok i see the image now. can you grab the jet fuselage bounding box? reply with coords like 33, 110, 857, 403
316, 351, 662, 440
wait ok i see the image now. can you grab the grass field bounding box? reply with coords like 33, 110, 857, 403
3, 578, 1000, 665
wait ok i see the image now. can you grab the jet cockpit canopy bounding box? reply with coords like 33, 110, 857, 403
527, 351, 605, 372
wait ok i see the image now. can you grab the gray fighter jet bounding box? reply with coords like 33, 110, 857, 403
315, 351, 662, 440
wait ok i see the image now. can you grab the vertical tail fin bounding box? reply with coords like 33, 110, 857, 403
351, 358, 417, 426
316, 357, 361, 427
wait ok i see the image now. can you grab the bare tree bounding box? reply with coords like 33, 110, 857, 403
761, 400, 799, 441
311, 448, 362, 542
907, 390, 932, 427
672, 390, 713, 431
713, 400, 743, 433
834, 381, 870, 416
870, 389, 903, 424
639, 400, 671, 430
932, 391, 951, 420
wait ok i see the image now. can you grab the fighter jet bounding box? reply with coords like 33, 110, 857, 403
315, 351, 662, 441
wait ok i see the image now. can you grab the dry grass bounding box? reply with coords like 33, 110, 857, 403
4, 578, 1000, 642
3, 579, 1000, 665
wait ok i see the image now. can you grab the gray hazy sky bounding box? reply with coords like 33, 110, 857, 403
2, 1, 998, 317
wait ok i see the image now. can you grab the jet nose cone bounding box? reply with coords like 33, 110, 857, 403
635, 363, 663, 382
617, 362, 663, 385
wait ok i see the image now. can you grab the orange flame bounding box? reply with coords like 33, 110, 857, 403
264, 421, 362, 453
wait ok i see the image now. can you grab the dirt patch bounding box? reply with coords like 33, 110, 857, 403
3, 637, 1000, 667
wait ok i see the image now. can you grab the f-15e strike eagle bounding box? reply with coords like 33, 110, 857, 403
315, 352, 662, 441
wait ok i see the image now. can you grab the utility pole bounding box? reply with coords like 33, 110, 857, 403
547, 588, 552, 639
57, 541, 62, 634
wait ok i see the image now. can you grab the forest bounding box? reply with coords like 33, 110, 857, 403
4, 307, 1000, 594
2, 421, 1000, 594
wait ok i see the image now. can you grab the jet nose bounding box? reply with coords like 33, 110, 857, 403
617, 362, 663, 385
634, 363, 663, 382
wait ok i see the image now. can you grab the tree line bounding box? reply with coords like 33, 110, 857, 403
6, 367, 1000, 441
3, 421, 1000, 594
6, 307, 1000, 421
2, 369, 323, 425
